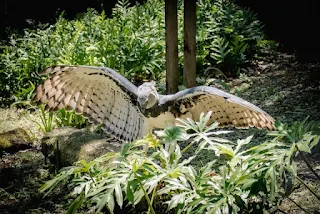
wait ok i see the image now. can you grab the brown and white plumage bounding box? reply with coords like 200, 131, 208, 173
34, 65, 275, 141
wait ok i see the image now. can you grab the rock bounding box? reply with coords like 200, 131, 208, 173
41, 127, 123, 166
0, 128, 33, 155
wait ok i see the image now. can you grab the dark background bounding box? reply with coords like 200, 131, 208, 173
1, 0, 319, 59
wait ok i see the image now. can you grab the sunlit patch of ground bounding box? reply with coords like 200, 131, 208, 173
0, 107, 44, 144
229, 52, 320, 213
279, 158, 320, 213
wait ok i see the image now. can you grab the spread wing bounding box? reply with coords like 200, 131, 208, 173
34, 65, 146, 141
149, 86, 275, 130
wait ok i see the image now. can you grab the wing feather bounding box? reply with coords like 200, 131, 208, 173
34, 65, 146, 141
156, 86, 275, 130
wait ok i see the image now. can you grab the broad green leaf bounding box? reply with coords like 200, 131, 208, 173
310, 135, 320, 148
96, 191, 111, 212
86, 184, 109, 198
106, 192, 115, 213
126, 181, 134, 204
166, 193, 186, 211
67, 191, 85, 214
269, 167, 276, 201
114, 182, 123, 208
217, 145, 234, 157
296, 143, 311, 153
133, 188, 145, 205
234, 135, 253, 154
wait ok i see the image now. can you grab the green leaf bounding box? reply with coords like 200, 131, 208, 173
106, 192, 115, 213
114, 182, 123, 208
234, 135, 253, 154
67, 191, 85, 214
310, 135, 320, 149
133, 188, 145, 205
166, 193, 186, 211
296, 142, 311, 153
39, 169, 74, 197
126, 181, 134, 204
269, 167, 276, 201
96, 191, 114, 213
217, 145, 234, 157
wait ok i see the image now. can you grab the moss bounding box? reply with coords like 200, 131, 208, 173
0, 108, 44, 144
0, 128, 32, 148
0, 138, 12, 148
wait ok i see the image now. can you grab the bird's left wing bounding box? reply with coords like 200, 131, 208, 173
147, 86, 275, 130
34, 65, 146, 141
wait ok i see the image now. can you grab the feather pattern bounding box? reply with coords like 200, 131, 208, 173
34, 65, 145, 141
34, 65, 275, 142
154, 87, 275, 130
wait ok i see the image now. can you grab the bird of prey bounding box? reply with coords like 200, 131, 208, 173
34, 65, 275, 141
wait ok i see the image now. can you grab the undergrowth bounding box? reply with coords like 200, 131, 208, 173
39, 112, 320, 214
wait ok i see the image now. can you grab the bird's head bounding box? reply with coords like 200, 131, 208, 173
137, 81, 159, 111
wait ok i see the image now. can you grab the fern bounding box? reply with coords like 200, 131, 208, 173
210, 37, 230, 64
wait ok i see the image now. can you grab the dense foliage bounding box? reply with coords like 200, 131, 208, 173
39, 112, 319, 214
0, 0, 271, 106
33, 105, 89, 134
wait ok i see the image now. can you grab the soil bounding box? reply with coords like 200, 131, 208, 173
0, 51, 320, 213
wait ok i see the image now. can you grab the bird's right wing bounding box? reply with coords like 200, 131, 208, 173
153, 86, 275, 130
34, 65, 146, 141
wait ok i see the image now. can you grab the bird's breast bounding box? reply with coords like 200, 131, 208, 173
145, 111, 176, 129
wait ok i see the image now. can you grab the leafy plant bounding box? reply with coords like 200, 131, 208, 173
55, 108, 88, 129
269, 118, 320, 143
0, 0, 269, 106
33, 104, 55, 133
270, 119, 320, 184
32, 105, 91, 133
39, 112, 319, 213
196, 0, 266, 77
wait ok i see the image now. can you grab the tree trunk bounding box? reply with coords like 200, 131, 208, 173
183, 0, 196, 88
165, 0, 179, 94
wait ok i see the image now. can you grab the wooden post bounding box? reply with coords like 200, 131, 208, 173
165, 0, 179, 94
183, 0, 197, 88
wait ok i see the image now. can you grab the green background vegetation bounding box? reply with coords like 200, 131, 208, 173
1, 0, 319, 213
0, 0, 274, 106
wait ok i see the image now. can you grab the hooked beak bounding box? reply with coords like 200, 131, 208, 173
138, 98, 147, 113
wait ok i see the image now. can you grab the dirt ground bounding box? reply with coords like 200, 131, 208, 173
232, 52, 320, 213
0, 51, 320, 213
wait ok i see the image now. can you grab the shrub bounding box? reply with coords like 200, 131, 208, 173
39, 112, 319, 213
55, 108, 88, 129
0, 0, 166, 106
33, 106, 90, 133
0, 0, 268, 106
196, 0, 266, 77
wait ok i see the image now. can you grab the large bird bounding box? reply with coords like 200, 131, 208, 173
34, 65, 275, 141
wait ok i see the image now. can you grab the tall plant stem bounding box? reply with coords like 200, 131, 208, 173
148, 184, 158, 214
138, 179, 155, 214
